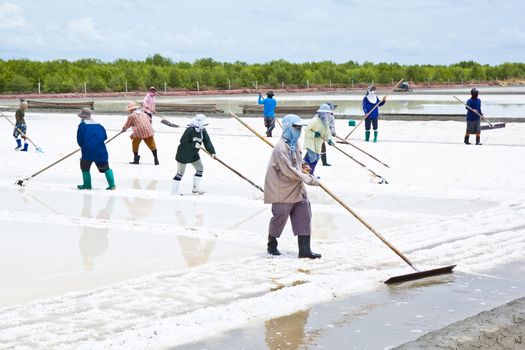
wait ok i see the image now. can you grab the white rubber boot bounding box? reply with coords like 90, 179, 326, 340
192, 176, 204, 195
171, 179, 181, 195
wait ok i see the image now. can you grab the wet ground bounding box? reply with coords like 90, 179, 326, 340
183, 260, 525, 350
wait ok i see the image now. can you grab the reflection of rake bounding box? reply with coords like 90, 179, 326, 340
1, 111, 44, 153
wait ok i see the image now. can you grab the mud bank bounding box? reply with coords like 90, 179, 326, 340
395, 297, 525, 350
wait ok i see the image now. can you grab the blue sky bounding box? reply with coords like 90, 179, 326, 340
1, 0, 524, 64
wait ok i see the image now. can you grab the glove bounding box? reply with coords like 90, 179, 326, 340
121, 127, 126, 132
301, 162, 311, 174
314, 131, 321, 138
309, 175, 320, 186
327, 139, 334, 146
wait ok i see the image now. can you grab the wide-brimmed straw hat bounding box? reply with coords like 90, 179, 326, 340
78, 107, 92, 119
125, 101, 141, 111
149, 86, 157, 92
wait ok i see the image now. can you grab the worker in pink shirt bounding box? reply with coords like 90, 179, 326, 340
142, 86, 157, 122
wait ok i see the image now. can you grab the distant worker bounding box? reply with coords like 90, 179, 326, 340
142, 86, 157, 122
171, 114, 216, 195
303, 104, 334, 174
264, 114, 321, 259
13, 100, 29, 151
321, 102, 337, 166
258, 90, 277, 137
122, 101, 159, 165
465, 88, 482, 145
362, 85, 386, 142
76, 108, 116, 190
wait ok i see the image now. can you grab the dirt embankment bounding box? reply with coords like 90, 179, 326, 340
395, 297, 525, 350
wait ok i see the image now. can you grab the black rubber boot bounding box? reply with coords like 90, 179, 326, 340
267, 235, 281, 256
321, 153, 331, 166
476, 136, 482, 145
130, 153, 140, 164
298, 235, 321, 259
464, 135, 471, 145
152, 150, 159, 165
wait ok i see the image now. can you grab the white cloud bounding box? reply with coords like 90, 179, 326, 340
0, 2, 29, 29
67, 17, 105, 42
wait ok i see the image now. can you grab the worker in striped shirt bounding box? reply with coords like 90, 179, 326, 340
122, 101, 159, 165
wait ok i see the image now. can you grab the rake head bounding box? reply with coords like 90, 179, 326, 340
15, 179, 25, 186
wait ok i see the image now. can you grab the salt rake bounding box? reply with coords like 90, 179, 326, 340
231, 112, 455, 284
453, 96, 506, 130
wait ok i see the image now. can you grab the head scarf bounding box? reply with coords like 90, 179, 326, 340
366, 86, 378, 104
282, 114, 306, 159
187, 113, 209, 132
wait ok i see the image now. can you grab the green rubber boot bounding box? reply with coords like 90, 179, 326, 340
77, 171, 92, 190
365, 130, 370, 142
105, 169, 116, 190
373, 131, 378, 143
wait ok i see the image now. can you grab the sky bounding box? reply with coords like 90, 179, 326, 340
1, 0, 524, 65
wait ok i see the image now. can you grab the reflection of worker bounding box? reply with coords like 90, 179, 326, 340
265, 309, 310, 350
123, 180, 157, 220
175, 208, 215, 267
79, 194, 115, 271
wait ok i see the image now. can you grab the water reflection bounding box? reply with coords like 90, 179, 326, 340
265, 309, 310, 350
79, 194, 115, 271
175, 207, 215, 267
124, 179, 157, 220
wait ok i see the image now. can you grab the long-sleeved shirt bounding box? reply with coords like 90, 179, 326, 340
362, 96, 385, 120
258, 95, 277, 118
143, 93, 156, 115
77, 119, 109, 163
303, 115, 332, 154
123, 111, 154, 139
466, 98, 482, 121
264, 138, 318, 204
175, 127, 215, 164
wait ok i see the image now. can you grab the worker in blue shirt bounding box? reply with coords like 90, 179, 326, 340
465, 88, 482, 145
258, 91, 277, 137
362, 85, 386, 142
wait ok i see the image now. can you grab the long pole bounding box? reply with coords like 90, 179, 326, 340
1, 112, 44, 153
201, 148, 264, 193
16, 131, 124, 186
344, 78, 404, 140
329, 141, 388, 184
335, 135, 389, 168
230, 112, 414, 270
452, 95, 493, 127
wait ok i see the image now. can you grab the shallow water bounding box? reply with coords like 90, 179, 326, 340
183, 260, 525, 350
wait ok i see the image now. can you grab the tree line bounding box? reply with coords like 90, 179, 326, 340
1, 54, 524, 94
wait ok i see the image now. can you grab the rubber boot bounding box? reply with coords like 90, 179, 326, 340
21, 143, 29, 152
171, 179, 181, 195
321, 153, 331, 166
77, 171, 92, 190
267, 235, 281, 256
365, 130, 370, 142
298, 235, 321, 259
373, 131, 378, 143
152, 149, 159, 165
130, 152, 140, 164
14, 139, 22, 151
104, 169, 116, 190
476, 135, 482, 145
464, 134, 471, 145
192, 176, 204, 195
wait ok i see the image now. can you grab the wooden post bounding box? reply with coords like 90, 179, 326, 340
164, 82, 167, 92
228, 79, 231, 90
84, 81, 87, 93
197, 81, 200, 92
125, 81, 128, 93
38, 79, 41, 94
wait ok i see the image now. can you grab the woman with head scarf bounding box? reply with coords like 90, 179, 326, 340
76, 108, 116, 190
264, 114, 321, 259
362, 85, 386, 142
172, 114, 216, 195
303, 103, 334, 174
